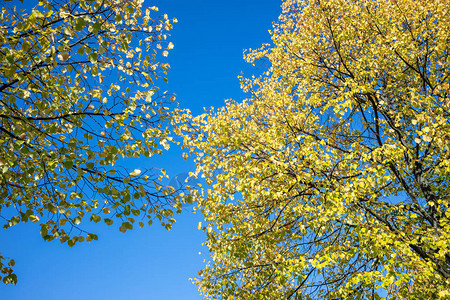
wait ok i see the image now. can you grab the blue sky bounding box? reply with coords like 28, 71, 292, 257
0, 0, 281, 299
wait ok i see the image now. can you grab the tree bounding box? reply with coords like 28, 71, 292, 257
184, 0, 450, 298
0, 0, 179, 284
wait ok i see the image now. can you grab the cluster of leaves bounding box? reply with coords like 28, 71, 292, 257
0, 0, 180, 284
183, 0, 450, 298
0, 254, 15, 285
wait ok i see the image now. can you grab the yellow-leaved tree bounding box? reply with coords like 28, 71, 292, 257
184, 0, 450, 298
0, 0, 179, 284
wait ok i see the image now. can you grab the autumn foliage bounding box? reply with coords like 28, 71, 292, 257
185, 0, 450, 298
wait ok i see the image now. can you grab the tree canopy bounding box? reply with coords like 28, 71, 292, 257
0, 0, 178, 284
184, 0, 450, 298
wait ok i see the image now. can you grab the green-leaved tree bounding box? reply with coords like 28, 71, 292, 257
0, 0, 178, 284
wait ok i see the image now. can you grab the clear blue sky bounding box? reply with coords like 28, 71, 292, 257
0, 0, 281, 299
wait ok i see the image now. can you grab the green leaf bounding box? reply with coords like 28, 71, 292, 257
67, 239, 75, 247
124, 205, 131, 216
64, 160, 73, 169
21, 41, 31, 51
73, 216, 81, 225
88, 53, 97, 63
10, 216, 20, 226
122, 222, 133, 230
98, 45, 106, 54
2, 274, 17, 285
92, 22, 101, 33
75, 18, 86, 31
90, 214, 101, 223
86, 233, 98, 242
